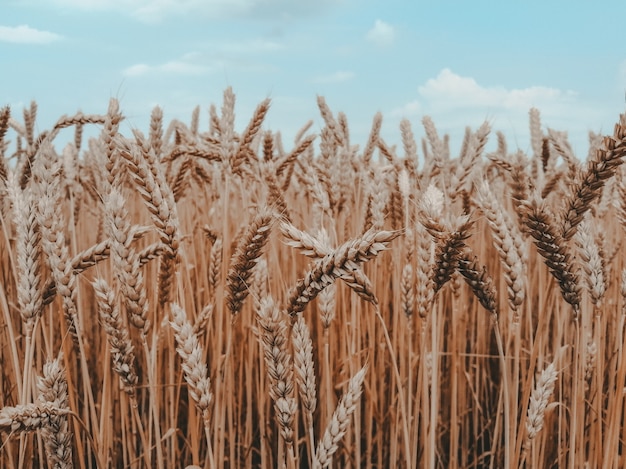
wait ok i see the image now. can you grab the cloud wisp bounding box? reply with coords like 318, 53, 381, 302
393, 68, 577, 118
0, 25, 63, 44
123, 60, 213, 77
366, 20, 395, 47
389, 68, 601, 156
40, 0, 344, 22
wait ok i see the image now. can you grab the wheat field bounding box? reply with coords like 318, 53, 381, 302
0, 91, 625, 468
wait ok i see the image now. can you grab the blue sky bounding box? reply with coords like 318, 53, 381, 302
2, 0, 626, 158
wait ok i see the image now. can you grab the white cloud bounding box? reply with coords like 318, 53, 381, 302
311, 71, 354, 84
391, 100, 421, 117
366, 20, 395, 47
123, 57, 212, 77
40, 0, 343, 22
417, 68, 571, 111
390, 68, 598, 156
0, 25, 62, 44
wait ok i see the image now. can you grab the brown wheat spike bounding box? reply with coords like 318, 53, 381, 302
231, 98, 271, 175
457, 248, 498, 317
23, 101, 37, 148
220, 87, 237, 165
37, 357, 73, 469
263, 164, 291, 221
541, 137, 551, 172
281, 221, 378, 304
318, 284, 336, 328
415, 222, 435, 319
541, 170, 563, 199
529, 107, 543, 159
574, 218, 606, 306
400, 118, 418, 162
170, 303, 213, 423
430, 227, 472, 294
34, 145, 80, 345
102, 98, 123, 186
401, 263, 415, 318
287, 228, 399, 316
316, 96, 343, 147
256, 297, 296, 445
166, 143, 221, 164
226, 210, 274, 316
193, 302, 214, 336
292, 313, 317, 415
507, 151, 533, 228
560, 115, 626, 240
524, 362, 558, 451
377, 137, 395, 164
118, 140, 180, 306
7, 172, 43, 336
314, 366, 367, 468
262, 130, 274, 161
0, 105, 10, 175
523, 199, 581, 316
42, 227, 151, 305
453, 121, 491, 195
548, 128, 577, 168
0, 402, 70, 434
362, 112, 382, 165
277, 134, 316, 192
190, 105, 200, 135
208, 238, 223, 294
476, 181, 525, 316
280, 221, 330, 259
105, 189, 149, 331
93, 278, 138, 395
149, 105, 164, 159
417, 183, 447, 237
209, 102, 221, 137
118, 142, 180, 253
170, 156, 193, 202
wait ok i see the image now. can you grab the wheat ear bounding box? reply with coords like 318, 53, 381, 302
256, 297, 297, 447
0, 402, 70, 434
226, 210, 273, 316
170, 303, 213, 423
7, 171, 42, 336
37, 357, 73, 469
287, 228, 399, 316
523, 199, 581, 316
560, 115, 626, 240
105, 189, 149, 332
476, 180, 525, 317
93, 278, 138, 395
523, 362, 558, 451
314, 366, 367, 468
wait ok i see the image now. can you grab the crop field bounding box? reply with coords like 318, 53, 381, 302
0, 90, 625, 468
